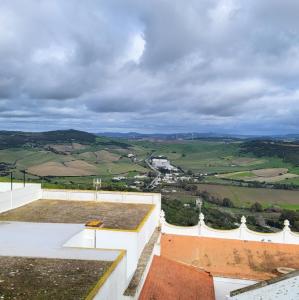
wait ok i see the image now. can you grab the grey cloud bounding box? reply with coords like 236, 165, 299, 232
0, 0, 299, 134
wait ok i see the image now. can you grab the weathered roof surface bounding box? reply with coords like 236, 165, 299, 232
0, 199, 153, 229
161, 234, 299, 281
139, 255, 215, 300
0, 256, 112, 300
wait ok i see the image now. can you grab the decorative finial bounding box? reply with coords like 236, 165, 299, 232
284, 219, 290, 228
199, 213, 205, 221
198, 213, 205, 226
241, 216, 246, 224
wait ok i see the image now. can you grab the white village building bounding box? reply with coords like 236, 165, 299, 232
151, 156, 177, 171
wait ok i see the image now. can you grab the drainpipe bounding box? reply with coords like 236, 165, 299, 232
94, 229, 97, 248
10, 172, 13, 209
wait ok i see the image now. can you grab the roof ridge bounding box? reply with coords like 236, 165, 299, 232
159, 255, 213, 277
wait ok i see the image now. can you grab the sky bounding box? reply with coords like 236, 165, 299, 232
0, 0, 299, 134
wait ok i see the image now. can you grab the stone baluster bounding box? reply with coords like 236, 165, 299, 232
239, 216, 247, 239
198, 213, 205, 235
283, 219, 290, 243
199, 213, 205, 226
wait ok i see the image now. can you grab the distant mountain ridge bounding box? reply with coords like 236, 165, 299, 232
0, 129, 298, 151
96, 131, 299, 141
97, 132, 250, 140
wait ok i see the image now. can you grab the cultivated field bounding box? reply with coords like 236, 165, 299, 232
1, 136, 299, 188
252, 168, 288, 177
197, 183, 299, 209
231, 157, 265, 166
0, 143, 147, 180
218, 168, 298, 183
27, 160, 98, 176
46, 143, 87, 153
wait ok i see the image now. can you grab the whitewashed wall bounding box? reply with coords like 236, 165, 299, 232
161, 212, 299, 245
228, 274, 299, 300
213, 277, 257, 300
42, 189, 161, 207
0, 182, 31, 192
0, 183, 41, 213
93, 252, 128, 300
95, 230, 138, 278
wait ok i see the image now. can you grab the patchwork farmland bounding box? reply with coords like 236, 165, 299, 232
197, 183, 299, 210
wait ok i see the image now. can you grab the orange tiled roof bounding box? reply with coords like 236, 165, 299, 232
161, 234, 299, 281
139, 255, 215, 300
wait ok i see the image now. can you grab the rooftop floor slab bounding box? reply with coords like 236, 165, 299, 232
0, 199, 153, 230
0, 256, 112, 300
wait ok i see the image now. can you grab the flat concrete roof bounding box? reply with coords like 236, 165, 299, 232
0, 256, 112, 300
0, 199, 154, 230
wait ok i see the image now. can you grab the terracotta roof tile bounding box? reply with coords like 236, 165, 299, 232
161, 234, 299, 281
139, 255, 215, 300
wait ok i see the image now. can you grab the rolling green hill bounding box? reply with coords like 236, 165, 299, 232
0, 129, 96, 149
1, 130, 299, 190
240, 140, 299, 166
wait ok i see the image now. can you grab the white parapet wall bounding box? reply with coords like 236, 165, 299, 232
0, 182, 37, 192
86, 251, 128, 300
161, 211, 299, 245
228, 271, 299, 300
42, 189, 161, 207
213, 277, 257, 300
0, 183, 42, 213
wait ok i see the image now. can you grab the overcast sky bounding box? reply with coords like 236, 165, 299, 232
0, 0, 299, 134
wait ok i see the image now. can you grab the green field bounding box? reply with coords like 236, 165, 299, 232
197, 183, 299, 210
221, 171, 256, 179
1, 130, 299, 189
132, 139, 297, 175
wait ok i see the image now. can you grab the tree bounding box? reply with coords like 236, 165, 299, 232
222, 198, 234, 208
294, 221, 299, 231
148, 171, 156, 178
250, 202, 263, 212
187, 169, 193, 175
185, 184, 197, 192
279, 210, 299, 229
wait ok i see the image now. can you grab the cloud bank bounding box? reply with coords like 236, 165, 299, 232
0, 0, 299, 134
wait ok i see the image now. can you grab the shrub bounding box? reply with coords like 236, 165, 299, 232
250, 202, 263, 212
223, 198, 234, 208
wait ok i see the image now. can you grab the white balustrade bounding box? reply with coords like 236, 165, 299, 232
160, 210, 299, 245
